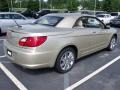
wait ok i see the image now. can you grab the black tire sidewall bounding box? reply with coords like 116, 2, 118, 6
55, 48, 76, 73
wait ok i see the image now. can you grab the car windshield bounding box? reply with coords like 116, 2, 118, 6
34, 16, 63, 26
111, 13, 118, 16
97, 15, 105, 17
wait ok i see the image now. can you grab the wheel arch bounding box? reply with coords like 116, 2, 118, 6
53, 45, 78, 67
106, 33, 117, 51
108, 33, 117, 44
54, 45, 78, 73
59, 45, 78, 58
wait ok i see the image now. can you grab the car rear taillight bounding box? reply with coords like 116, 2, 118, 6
19, 36, 47, 47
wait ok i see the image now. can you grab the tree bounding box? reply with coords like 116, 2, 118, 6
67, 0, 79, 11
102, 0, 112, 12
27, 0, 39, 11
47, 0, 67, 9
96, 0, 102, 10
111, 0, 120, 12
0, 0, 9, 11
80, 0, 102, 10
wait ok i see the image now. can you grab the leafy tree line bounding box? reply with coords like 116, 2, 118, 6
81, 0, 120, 12
0, 0, 79, 11
0, 0, 120, 12
0, 0, 9, 11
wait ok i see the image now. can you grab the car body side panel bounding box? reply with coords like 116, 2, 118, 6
5, 27, 116, 68
4, 14, 117, 69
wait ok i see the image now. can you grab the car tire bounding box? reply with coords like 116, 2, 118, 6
107, 36, 117, 51
55, 47, 76, 73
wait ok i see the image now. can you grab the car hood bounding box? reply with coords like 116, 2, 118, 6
9, 24, 73, 36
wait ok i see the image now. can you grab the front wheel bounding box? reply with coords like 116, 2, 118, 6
107, 36, 117, 51
55, 48, 76, 73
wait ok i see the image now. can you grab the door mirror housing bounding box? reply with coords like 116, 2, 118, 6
105, 24, 110, 29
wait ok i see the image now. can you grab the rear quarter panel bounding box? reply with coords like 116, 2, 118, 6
42, 28, 117, 67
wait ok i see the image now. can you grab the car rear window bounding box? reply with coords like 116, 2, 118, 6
34, 16, 64, 26
0, 14, 12, 19
97, 15, 105, 17
111, 13, 118, 16
12, 14, 25, 19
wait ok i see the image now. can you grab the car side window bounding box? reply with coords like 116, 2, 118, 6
0, 14, 4, 19
12, 14, 25, 19
4, 14, 12, 19
80, 17, 104, 28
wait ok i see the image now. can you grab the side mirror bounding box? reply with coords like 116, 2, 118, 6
105, 24, 110, 29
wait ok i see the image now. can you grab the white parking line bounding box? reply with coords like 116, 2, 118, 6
0, 55, 6, 58
65, 55, 120, 90
0, 63, 28, 90
0, 61, 11, 63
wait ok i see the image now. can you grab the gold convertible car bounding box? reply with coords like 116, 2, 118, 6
4, 13, 117, 73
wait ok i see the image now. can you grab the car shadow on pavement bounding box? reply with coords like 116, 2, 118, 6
12, 63, 56, 75
11, 50, 107, 75
10, 49, 115, 75
7, 43, 120, 75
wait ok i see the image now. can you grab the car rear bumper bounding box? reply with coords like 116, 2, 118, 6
4, 40, 57, 69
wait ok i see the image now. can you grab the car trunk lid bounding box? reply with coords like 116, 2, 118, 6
6, 24, 72, 47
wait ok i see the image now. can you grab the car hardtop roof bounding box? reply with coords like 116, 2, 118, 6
0, 12, 20, 14
46, 13, 96, 18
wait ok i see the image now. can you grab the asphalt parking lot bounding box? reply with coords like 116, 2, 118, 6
0, 28, 120, 90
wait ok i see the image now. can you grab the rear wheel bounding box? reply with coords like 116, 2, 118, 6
107, 36, 117, 51
55, 48, 76, 73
